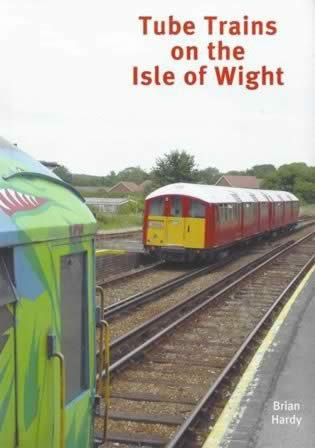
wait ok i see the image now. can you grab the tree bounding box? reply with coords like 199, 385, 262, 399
262, 162, 315, 203
197, 166, 221, 185
102, 170, 117, 187
246, 164, 276, 178
226, 170, 246, 176
54, 165, 72, 183
151, 150, 198, 187
116, 166, 149, 184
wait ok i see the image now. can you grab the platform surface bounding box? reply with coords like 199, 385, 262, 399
203, 265, 315, 448
96, 228, 144, 252
97, 226, 142, 235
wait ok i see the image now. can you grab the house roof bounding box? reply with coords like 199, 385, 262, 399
85, 198, 136, 206
108, 181, 140, 192
216, 175, 262, 189
76, 186, 110, 193
139, 180, 152, 187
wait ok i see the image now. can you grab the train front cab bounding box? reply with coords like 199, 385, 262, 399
0, 138, 108, 448
0, 239, 99, 448
144, 195, 209, 258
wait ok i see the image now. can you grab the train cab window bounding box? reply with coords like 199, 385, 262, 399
149, 198, 164, 216
0, 254, 16, 356
189, 200, 205, 218
60, 253, 89, 404
0, 255, 16, 306
170, 197, 182, 217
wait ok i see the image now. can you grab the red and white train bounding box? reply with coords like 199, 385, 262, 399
143, 183, 299, 260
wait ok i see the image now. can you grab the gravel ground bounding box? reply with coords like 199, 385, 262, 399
100, 267, 188, 307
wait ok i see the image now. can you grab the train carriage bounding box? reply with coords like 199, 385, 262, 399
143, 183, 299, 261
0, 137, 104, 448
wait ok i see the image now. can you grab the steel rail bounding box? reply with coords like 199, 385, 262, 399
96, 231, 314, 446
97, 260, 164, 287
166, 252, 315, 448
106, 239, 294, 357
102, 234, 315, 377
104, 262, 226, 319
95, 239, 296, 369
104, 222, 315, 322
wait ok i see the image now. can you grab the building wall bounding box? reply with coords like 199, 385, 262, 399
96, 252, 152, 284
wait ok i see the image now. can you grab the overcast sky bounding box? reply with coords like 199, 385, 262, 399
0, 0, 313, 176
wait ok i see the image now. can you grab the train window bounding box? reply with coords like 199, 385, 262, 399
60, 252, 89, 404
149, 198, 164, 216
216, 206, 221, 224
0, 256, 16, 306
171, 197, 182, 217
218, 204, 224, 223
190, 200, 205, 218
228, 205, 233, 221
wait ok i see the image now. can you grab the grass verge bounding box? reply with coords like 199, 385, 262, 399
97, 213, 142, 230
300, 204, 315, 217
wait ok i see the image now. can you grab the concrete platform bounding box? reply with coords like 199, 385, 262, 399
203, 264, 315, 448
97, 226, 142, 235
96, 228, 144, 252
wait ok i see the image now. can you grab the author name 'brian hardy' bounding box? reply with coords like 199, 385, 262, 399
272, 401, 302, 427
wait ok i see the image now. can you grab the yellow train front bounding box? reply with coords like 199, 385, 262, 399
143, 183, 299, 261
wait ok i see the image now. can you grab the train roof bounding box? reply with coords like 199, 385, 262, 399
0, 137, 96, 247
146, 183, 298, 204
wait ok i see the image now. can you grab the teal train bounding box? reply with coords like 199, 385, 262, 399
0, 137, 106, 447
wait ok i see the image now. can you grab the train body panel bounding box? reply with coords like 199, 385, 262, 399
0, 138, 97, 447
143, 183, 299, 259
146, 215, 205, 249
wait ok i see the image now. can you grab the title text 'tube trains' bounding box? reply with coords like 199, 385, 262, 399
143, 183, 299, 261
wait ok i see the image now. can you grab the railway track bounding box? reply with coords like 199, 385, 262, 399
102, 223, 314, 321
99, 224, 315, 352
95, 231, 315, 447
97, 221, 314, 290
99, 260, 165, 288
103, 261, 231, 320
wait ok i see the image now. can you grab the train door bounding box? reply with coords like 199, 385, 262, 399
0, 254, 17, 448
146, 198, 166, 246
51, 243, 95, 448
184, 199, 205, 248
165, 196, 185, 246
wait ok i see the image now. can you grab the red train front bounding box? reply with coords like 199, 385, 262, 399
143, 183, 299, 261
